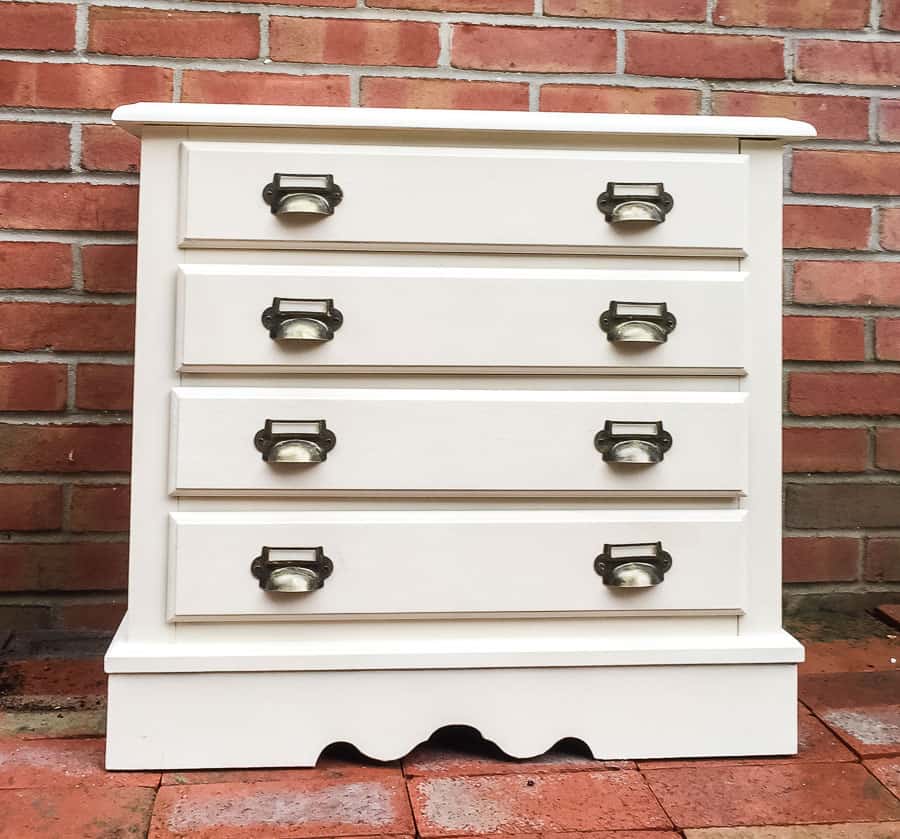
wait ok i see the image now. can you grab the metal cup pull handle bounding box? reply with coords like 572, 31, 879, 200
261, 297, 343, 342
594, 420, 672, 464
251, 546, 333, 593
262, 173, 343, 216
597, 182, 673, 225
254, 419, 336, 464
595, 542, 672, 588
599, 301, 676, 345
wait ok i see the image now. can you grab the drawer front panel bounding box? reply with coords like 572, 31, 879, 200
171, 387, 748, 495
179, 142, 748, 253
177, 265, 747, 372
169, 510, 747, 620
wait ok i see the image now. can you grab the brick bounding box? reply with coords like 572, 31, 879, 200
867, 758, 900, 798
0, 708, 106, 739
544, 0, 705, 20
626, 32, 784, 79
0, 61, 173, 110
81, 244, 136, 294
371, 0, 532, 10
404, 740, 633, 777
362, 77, 529, 110
783, 316, 865, 361
80, 124, 139, 173
683, 825, 900, 839
876, 427, 900, 470
0, 737, 158, 788
788, 372, 900, 416
783, 206, 870, 251
886, 0, 900, 29
1, 655, 106, 698
70, 485, 130, 533
794, 150, 900, 196
0, 363, 67, 411
162, 759, 403, 787
883, 209, 900, 250
0, 424, 132, 473
639, 709, 855, 768
793, 262, 900, 306
879, 99, 900, 142
57, 600, 126, 632
0, 303, 134, 351
874, 603, 900, 629
409, 771, 670, 835
0, 183, 137, 232
0, 542, 128, 592
712, 92, 868, 141
645, 763, 900, 828
360, 76, 528, 111
803, 636, 900, 674
150, 775, 415, 838
452, 24, 616, 72
0, 605, 50, 632
782, 536, 860, 583
220, 0, 355, 4
785, 483, 900, 529
270, 17, 440, 67
0, 785, 155, 837
782, 427, 868, 473
0, 2, 75, 51
0, 485, 63, 531
866, 538, 900, 582
182, 71, 350, 106
541, 84, 700, 114
0, 242, 71, 290
802, 670, 900, 713
875, 318, 900, 361
89, 7, 259, 59
714, 0, 869, 28
0, 123, 69, 171
820, 705, 900, 758
796, 40, 900, 85
75, 364, 133, 411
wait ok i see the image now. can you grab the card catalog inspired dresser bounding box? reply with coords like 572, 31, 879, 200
105, 104, 815, 769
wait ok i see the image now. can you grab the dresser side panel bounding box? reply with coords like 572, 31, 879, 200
122, 128, 185, 643
739, 140, 787, 637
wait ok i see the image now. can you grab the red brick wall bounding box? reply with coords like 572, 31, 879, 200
1, 0, 898, 633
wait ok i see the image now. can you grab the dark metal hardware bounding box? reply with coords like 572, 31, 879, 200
251, 546, 334, 593
261, 297, 344, 342
594, 542, 672, 588
597, 182, 673, 224
253, 419, 336, 464
262, 173, 344, 216
594, 420, 672, 464
599, 301, 676, 344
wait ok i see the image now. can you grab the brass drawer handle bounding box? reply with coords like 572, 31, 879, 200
597, 182, 673, 224
599, 301, 676, 344
595, 542, 672, 588
261, 297, 343, 342
594, 420, 672, 464
262, 173, 343, 216
253, 419, 336, 464
251, 546, 333, 593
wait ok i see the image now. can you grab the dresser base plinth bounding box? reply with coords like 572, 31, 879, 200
106, 661, 797, 769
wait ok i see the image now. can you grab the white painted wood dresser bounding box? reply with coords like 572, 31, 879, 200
105, 104, 815, 769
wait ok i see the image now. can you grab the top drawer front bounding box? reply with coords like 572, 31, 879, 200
179, 142, 749, 254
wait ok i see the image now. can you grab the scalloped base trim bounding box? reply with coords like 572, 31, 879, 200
106, 663, 797, 769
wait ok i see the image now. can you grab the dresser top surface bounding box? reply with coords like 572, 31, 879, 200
113, 102, 816, 140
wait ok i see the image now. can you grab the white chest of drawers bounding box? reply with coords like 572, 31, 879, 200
105, 104, 814, 769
